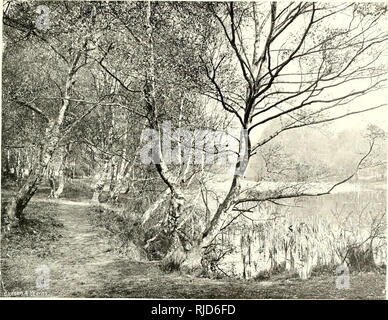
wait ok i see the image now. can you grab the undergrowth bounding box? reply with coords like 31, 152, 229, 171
87, 206, 146, 260
1, 201, 64, 259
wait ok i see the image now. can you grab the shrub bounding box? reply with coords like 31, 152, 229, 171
87, 206, 146, 260
346, 246, 376, 272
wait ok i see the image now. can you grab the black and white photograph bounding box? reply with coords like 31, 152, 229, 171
1, 0, 387, 303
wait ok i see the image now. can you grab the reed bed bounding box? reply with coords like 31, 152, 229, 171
209, 192, 386, 280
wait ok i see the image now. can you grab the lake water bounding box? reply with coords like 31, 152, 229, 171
207, 181, 386, 279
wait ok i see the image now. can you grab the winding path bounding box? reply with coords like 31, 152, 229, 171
2, 198, 385, 299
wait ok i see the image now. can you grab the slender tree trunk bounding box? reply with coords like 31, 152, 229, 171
48, 169, 56, 198
5, 50, 83, 223
54, 145, 70, 198
6, 121, 62, 220
181, 175, 242, 271
181, 129, 249, 271
25, 152, 31, 177
142, 2, 187, 265
6, 165, 46, 221
54, 169, 65, 198
109, 157, 117, 199
141, 189, 171, 226
15, 150, 22, 185
6, 149, 10, 174
72, 158, 76, 179
110, 157, 129, 203
91, 158, 111, 203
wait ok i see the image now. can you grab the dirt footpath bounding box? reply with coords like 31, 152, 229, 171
1, 198, 386, 299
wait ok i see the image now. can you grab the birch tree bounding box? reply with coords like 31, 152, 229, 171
3, 2, 110, 222
179, 2, 388, 270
